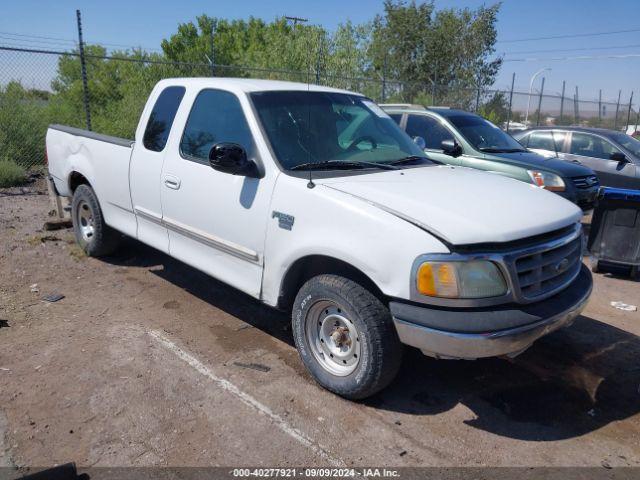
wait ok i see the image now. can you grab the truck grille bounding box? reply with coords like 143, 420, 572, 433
572, 175, 599, 189
514, 235, 582, 300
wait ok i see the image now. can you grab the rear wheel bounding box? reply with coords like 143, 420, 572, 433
292, 274, 403, 400
71, 184, 121, 257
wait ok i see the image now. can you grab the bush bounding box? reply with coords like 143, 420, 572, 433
0, 160, 27, 188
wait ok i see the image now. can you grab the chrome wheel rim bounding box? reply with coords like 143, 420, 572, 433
76, 200, 95, 242
305, 300, 361, 376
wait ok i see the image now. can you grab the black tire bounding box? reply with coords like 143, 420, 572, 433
630, 266, 639, 280
71, 184, 121, 257
292, 274, 403, 400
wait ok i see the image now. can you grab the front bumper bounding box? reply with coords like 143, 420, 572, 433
390, 264, 593, 359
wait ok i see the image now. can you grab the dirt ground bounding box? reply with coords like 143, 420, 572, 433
0, 179, 639, 472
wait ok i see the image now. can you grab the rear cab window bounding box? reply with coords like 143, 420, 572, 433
143, 86, 186, 152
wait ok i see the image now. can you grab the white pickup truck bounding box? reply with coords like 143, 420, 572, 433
47, 78, 592, 399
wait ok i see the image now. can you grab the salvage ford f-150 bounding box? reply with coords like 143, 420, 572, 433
46, 78, 592, 399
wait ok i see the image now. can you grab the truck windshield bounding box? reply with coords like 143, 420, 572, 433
448, 115, 526, 153
250, 91, 428, 170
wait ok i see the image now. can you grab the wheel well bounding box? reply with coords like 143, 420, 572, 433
68, 171, 90, 193
277, 255, 386, 311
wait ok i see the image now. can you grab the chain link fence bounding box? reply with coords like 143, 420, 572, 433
1, 45, 638, 171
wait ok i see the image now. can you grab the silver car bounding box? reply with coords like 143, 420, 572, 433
514, 127, 640, 190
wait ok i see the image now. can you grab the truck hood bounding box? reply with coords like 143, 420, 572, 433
320, 165, 582, 245
490, 151, 594, 177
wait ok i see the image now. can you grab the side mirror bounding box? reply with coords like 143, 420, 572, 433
412, 136, 426, 150
610, 151, 628, 163
208, 143, 259, 177
441, 139, 462, 157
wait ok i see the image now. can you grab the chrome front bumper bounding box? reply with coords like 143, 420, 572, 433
391, 265, 593, 360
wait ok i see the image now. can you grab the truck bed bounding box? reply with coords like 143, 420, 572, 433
46, 124, 137, 238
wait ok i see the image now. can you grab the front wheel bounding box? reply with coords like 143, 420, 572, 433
292, 274, 403, 400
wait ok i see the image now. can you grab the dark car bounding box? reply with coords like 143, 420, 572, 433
382, 105, 600, 210
513, 126, 640, 190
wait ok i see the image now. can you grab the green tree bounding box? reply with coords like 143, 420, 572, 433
0, 81, 49, 167
478, 91, 509, 125
369, 0, 502, 104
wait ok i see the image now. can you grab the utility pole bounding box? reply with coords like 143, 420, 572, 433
284, 16, 308, 26
285, 15, 309, 83
76, 9, 91, 131
525, 67, 550, 125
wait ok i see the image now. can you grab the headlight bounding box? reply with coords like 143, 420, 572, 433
527, 170, 565, 191
416, 260, 507, 299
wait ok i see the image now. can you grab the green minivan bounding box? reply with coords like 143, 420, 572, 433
381, 104, 600, 210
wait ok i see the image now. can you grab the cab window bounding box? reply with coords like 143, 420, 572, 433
143, 86, 186, 152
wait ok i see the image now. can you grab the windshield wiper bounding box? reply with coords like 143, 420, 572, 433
290, 160, 398, 171
478, 147, 526, 153
388, 155, 440, 166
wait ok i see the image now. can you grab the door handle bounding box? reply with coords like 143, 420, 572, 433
164, 175, 181, 190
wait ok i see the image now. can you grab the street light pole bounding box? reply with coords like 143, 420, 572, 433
524, 67, 551, 125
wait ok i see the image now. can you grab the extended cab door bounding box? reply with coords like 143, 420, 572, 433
159, 88, 276, 298
129, 85, 186, 253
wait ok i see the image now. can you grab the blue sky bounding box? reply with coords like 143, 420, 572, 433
1, 0, 639, 102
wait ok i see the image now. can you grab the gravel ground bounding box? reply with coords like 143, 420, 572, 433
0, 180, 639, 472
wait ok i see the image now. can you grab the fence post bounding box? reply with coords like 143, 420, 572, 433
614, 89, 621, 129
559, 80, 565, 124
536, 77, 545, 126
598, 89, 602, 126
210, 26, 215, 77
574, 86, 579, 124
506, 72, 515, 131
76, 9, 92, 131
315, 34, 322, 85
475, 80, 481, 113
626, 91, 633, 130
381, 53, 387, 102
432, 65, 437, 105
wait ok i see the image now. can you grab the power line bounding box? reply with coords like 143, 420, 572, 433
0, 30, 76, 43
503, 43, 640, 56
498, 27, 640, 44
0, 31, 161, 52
503, 52, 640, 63
0, 35, 77, 47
